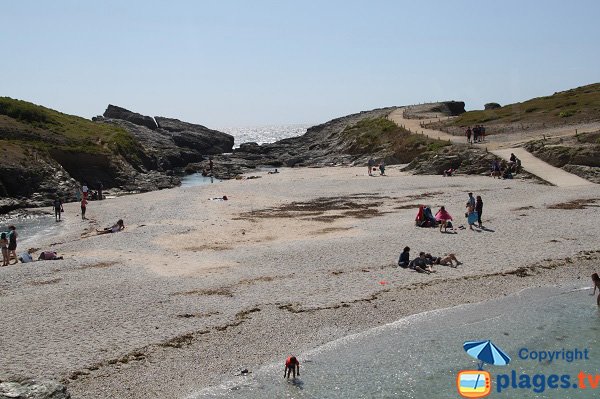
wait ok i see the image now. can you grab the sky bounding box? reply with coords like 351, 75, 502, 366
2, 0, 599, 127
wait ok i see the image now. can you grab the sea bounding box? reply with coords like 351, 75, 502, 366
189, 286, 599, 399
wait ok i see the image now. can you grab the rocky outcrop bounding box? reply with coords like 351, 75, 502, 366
403, 101, 466, 119
524, 133, 600, 183
484, 102, 501, 110
230, 107, 398, 169
155, 117, 234, 154
0, 378, 70, 399
97, 107, 234, 169
402, 146, 534, 178
0, 156, 79, 213
102, 105, 157, 130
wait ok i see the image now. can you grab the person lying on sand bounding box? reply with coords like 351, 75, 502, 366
410, 252, 436, 274
268, 169, 279, 174
284, 356, 300, 379
96, 219, 125, 235
591, 273, 600, 306
425, 253, 462, 268
38, 251, 63, 261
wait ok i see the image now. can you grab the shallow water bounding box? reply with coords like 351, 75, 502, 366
0, 213, 59, 248
180, 174, 221, 188
190, 286, 600, 399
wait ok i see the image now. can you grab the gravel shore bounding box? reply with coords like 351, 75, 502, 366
1, 166, 598, 398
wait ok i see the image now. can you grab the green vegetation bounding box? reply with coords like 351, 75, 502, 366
342, 117, 450, 162
0, 96, 142, 160
448, 83, 600, 127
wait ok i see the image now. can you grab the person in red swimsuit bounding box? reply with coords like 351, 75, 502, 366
284, 356, 300, 379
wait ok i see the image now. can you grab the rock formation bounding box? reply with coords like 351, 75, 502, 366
102, 105, 157, 130
484, 102, 501, 110
0, 379, 71, 399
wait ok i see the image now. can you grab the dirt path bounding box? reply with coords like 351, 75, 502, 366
491, 148, 594, 187
389, 107, 597, 187
387, 108, 460, 143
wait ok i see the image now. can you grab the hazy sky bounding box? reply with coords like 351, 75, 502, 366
2, 0, 599, 127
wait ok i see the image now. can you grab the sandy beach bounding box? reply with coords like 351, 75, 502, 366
1, 166, 599, 398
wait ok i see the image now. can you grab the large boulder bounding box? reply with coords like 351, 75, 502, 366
155, 117, 234, 154
103, 105, 158, 130
0, 378, 71, 399
403, 147, 500, 175
484, 102, 501, 110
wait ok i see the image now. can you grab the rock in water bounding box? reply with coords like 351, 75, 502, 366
0, 379, 71, 399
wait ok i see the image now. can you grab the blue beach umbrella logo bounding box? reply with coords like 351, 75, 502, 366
456, 340, 511, 398
463, 340, 511, 370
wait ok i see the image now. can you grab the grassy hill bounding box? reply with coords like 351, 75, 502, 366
446, 83, 600, 128
341, 117, 450, 163
0, 97, 142, 165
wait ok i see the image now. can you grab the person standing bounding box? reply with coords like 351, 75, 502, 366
97, 180, 103, 200
82, 182, 89, 200
465, 127, 472, 144
7, 225, 18, 265
379, 160, 386, 176
367, 157, 374, 176
81, 197, 88, 220
1, 232, 9, 266
466, 193, 476, 230
75, 187, 81, 202
284, 356, 300, 379
467, 192, 476, 209
591, 273, 600, 306
209, 158, 214, 174
53, 197, 64, 222
475, 195, 484, 228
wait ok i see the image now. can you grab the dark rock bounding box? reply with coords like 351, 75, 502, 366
484, 102, 501, 110
0, 378, 71, 399
403, 147, 501, 175
103, 105, 157, 130
235, 142, 264, 154
404, 102, 465, 119
155, 117, 234, 154
562, 164, 600, 184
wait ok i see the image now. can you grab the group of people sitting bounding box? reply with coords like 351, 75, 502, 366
398, 247, 462, 274
491, 154, 521, 179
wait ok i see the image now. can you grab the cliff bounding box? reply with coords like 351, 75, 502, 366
0, 98, 232, 212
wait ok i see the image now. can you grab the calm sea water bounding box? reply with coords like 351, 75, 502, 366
181, 124, 304, 186
189, 286, 599, 399
219, 124, 311, 148
0, 213, 58, 248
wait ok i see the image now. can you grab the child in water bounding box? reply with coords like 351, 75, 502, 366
592, 273, 600, 306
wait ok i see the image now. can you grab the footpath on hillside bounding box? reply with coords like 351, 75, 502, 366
388, 107, 596, 187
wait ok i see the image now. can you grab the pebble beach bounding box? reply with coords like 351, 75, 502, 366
1, 166, 599, 398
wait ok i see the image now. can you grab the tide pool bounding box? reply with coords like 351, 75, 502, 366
189, 286, 599, 399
